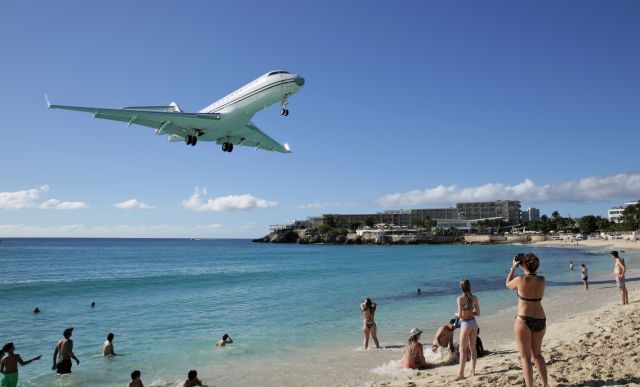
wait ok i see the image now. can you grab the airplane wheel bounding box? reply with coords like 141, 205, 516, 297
222, 143, 227, 152
185, 136, 191, 145
284, 109, 289, 116
228, 143, 233, 152
191, 136, 197, 146
280, 108, 285, 115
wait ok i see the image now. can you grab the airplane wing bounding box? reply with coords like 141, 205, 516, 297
47, 101, 221, 137
223, 122, 291, 153
48, 99, 291, 153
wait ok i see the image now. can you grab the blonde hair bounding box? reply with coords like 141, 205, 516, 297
460, 278, 472, 298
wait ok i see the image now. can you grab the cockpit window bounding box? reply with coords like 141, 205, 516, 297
268, 71, 290, 76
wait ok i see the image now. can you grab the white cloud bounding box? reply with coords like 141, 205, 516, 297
113, 199, 154, 209
182, 187, 277, 212
376, 172, 640, 207
0, 185, 89, 210
0, 185, 49, 209
39, 199, 89, 210
296, 201, 361, 209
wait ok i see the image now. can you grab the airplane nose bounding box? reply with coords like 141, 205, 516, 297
295, 76, 305, 87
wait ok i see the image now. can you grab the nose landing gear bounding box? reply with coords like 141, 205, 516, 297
280, 94, 290, 116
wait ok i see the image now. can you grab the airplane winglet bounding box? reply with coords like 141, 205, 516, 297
45, 94, 51, 108
284, 143, 292, 152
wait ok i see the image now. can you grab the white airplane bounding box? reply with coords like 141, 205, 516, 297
48, 70, 304, 153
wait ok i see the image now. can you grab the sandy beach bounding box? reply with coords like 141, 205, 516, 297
532, 238, 640, 252
379, 246, 640, 387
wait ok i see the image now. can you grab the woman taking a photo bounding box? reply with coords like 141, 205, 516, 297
360, 298, 381, 349
506, 253, 548, 387
454, 279, 480, 381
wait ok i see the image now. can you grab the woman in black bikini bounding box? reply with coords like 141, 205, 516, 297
360, 298, 381, 349
506, 253, 548, 387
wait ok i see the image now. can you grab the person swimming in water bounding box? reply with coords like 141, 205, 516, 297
216, 334, 233, 347
1, 342, 41, 387
401, 328, 428, 369
360, 298, 381, 349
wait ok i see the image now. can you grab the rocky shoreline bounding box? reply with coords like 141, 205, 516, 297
252, 229, 464, 245
252, 229, 552, 245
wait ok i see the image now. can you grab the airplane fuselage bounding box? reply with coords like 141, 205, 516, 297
201, 71, 304, 118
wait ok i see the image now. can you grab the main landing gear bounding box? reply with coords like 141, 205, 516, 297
222, 142, 234, 152
280, 94, 290, 116
185, 135, 198, 146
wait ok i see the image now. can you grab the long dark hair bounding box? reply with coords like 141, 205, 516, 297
364, 298, 373, 310
407, 333, 420, 344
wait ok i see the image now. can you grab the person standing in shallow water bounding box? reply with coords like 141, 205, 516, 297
506, 253, 548, 387
580, 264, 589, 290
1, 342, 41, 387
454, 279, 480, 381
52, 328, 79, 374
360, 298, 381, 349
102, 333, 118, 356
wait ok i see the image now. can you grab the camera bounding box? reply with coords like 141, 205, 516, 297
514, 253, 525, 262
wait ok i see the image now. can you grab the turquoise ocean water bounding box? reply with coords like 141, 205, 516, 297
0, 238, 633, 386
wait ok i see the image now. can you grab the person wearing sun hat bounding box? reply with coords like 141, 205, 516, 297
401, 328, 428, 369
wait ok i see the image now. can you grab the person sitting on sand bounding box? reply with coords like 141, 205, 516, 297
475, 328, 489, 357
360, 298, 381, 349
1, 342, 42, 387
432, 319, 456, 354
183, 369, 203, 387
52, 328, 79, 374
216, 334, 233, 347
611, 251, 628, 305
102, 333, 118, 356
129, 370, 144, 387
454, 279, 480, 381
580, 264, 589, 291
506, 253, 548, 387
401, 328, 428, 369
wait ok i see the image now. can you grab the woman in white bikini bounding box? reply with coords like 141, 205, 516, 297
454, 278, 480, 381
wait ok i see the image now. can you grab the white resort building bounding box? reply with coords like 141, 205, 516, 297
608, 200, 639, 223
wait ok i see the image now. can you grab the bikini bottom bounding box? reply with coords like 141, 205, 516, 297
517, 315, 546, 332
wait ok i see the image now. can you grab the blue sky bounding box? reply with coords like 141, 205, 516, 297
1, 1, 639, 237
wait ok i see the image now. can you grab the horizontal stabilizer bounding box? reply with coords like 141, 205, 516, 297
121, 102, 183, 113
